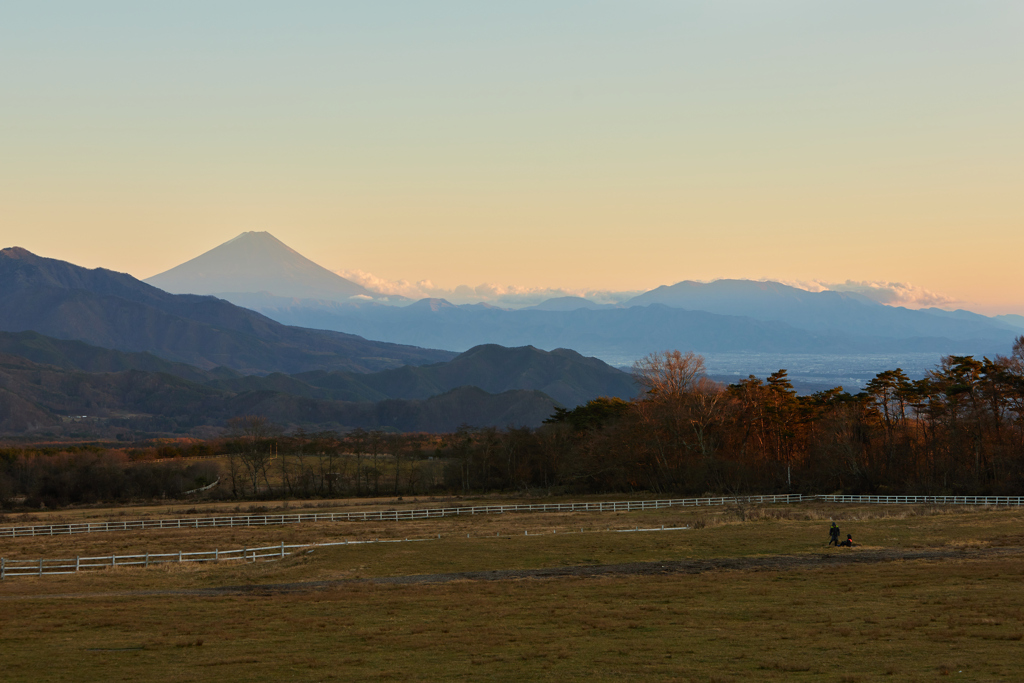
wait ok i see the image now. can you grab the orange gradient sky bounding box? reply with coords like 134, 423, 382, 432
3, 2, 1023, 314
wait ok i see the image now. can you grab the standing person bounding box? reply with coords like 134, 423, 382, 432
828, 522, 841, 547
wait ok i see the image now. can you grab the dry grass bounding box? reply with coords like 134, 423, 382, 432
3, 556, 1024, 682
3, 502, 1024, 579
3, 501, 1024, 681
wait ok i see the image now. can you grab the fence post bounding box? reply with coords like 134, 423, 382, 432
39, 558, 43, 576
215, 548, 219, 561
145, 552, 149, 569
76, 556, 80, 572
1, 557, 4, 580
280, 541, 285, 559
112, 554, 116, 568
178, 550, 182, 563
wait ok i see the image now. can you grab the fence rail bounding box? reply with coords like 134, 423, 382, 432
2, 493, 1022, 540
0, 537, 434, 579
0, 524, 697, 579
815, 494, 1024, 506
183, 478, 220, 496
0, 494, 802, 539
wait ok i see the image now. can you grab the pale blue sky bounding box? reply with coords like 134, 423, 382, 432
3, 2, 1023, 312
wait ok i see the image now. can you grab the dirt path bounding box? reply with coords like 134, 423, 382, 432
3, 546, 1018, 601
255, 546, 1022, 591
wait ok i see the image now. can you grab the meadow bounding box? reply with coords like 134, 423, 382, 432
2, 500, 1023, 682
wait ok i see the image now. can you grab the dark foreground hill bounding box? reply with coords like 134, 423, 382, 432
282, 344, 638, 407
0, 351, 558, 435
0, 328, 630, 407
0, 247, 453, 374
0, 330, 227, 383
0, 336, 632, 435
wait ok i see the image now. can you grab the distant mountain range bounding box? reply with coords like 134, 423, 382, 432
0, 332, 633, 435
239, 294, 1019, 362
0, 246, 450, 374
625, 279, 1024, 340
154, 234, 1020, 372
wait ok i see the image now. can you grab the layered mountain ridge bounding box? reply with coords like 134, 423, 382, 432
154, 234, 1018, 370
0, 246, 451, 374
0, 331, 633, 434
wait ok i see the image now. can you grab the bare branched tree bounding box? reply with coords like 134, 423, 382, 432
228, 415, 278, 496
632, 350, 707, 399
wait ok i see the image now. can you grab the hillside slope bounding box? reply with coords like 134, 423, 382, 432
0, 353, 558, 435
0, 330, 227, 382
289, 344, 637, 407
0, 247, 453, 374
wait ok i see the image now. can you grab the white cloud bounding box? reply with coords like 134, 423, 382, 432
336, 269, 436, 299
339, 269, 959, 310
829, 280, 959, 308
335, 269, 639, 307
775, 278, 959, 308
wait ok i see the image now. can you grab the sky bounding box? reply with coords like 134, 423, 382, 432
2, 2, 1023, 314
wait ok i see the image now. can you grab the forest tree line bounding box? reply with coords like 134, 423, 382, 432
3, 337, 1024, 507
535, 338, 1024, 497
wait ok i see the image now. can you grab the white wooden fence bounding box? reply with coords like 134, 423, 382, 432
2, 493, 1022, 541
0, 524, 699, 579
183, 478, 220, 495
0, 537, 436, 579
0, 494, 802, 539
814, 494, 1024, 506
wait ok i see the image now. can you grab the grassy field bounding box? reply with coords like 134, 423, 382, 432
2, 501, 1024, 682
